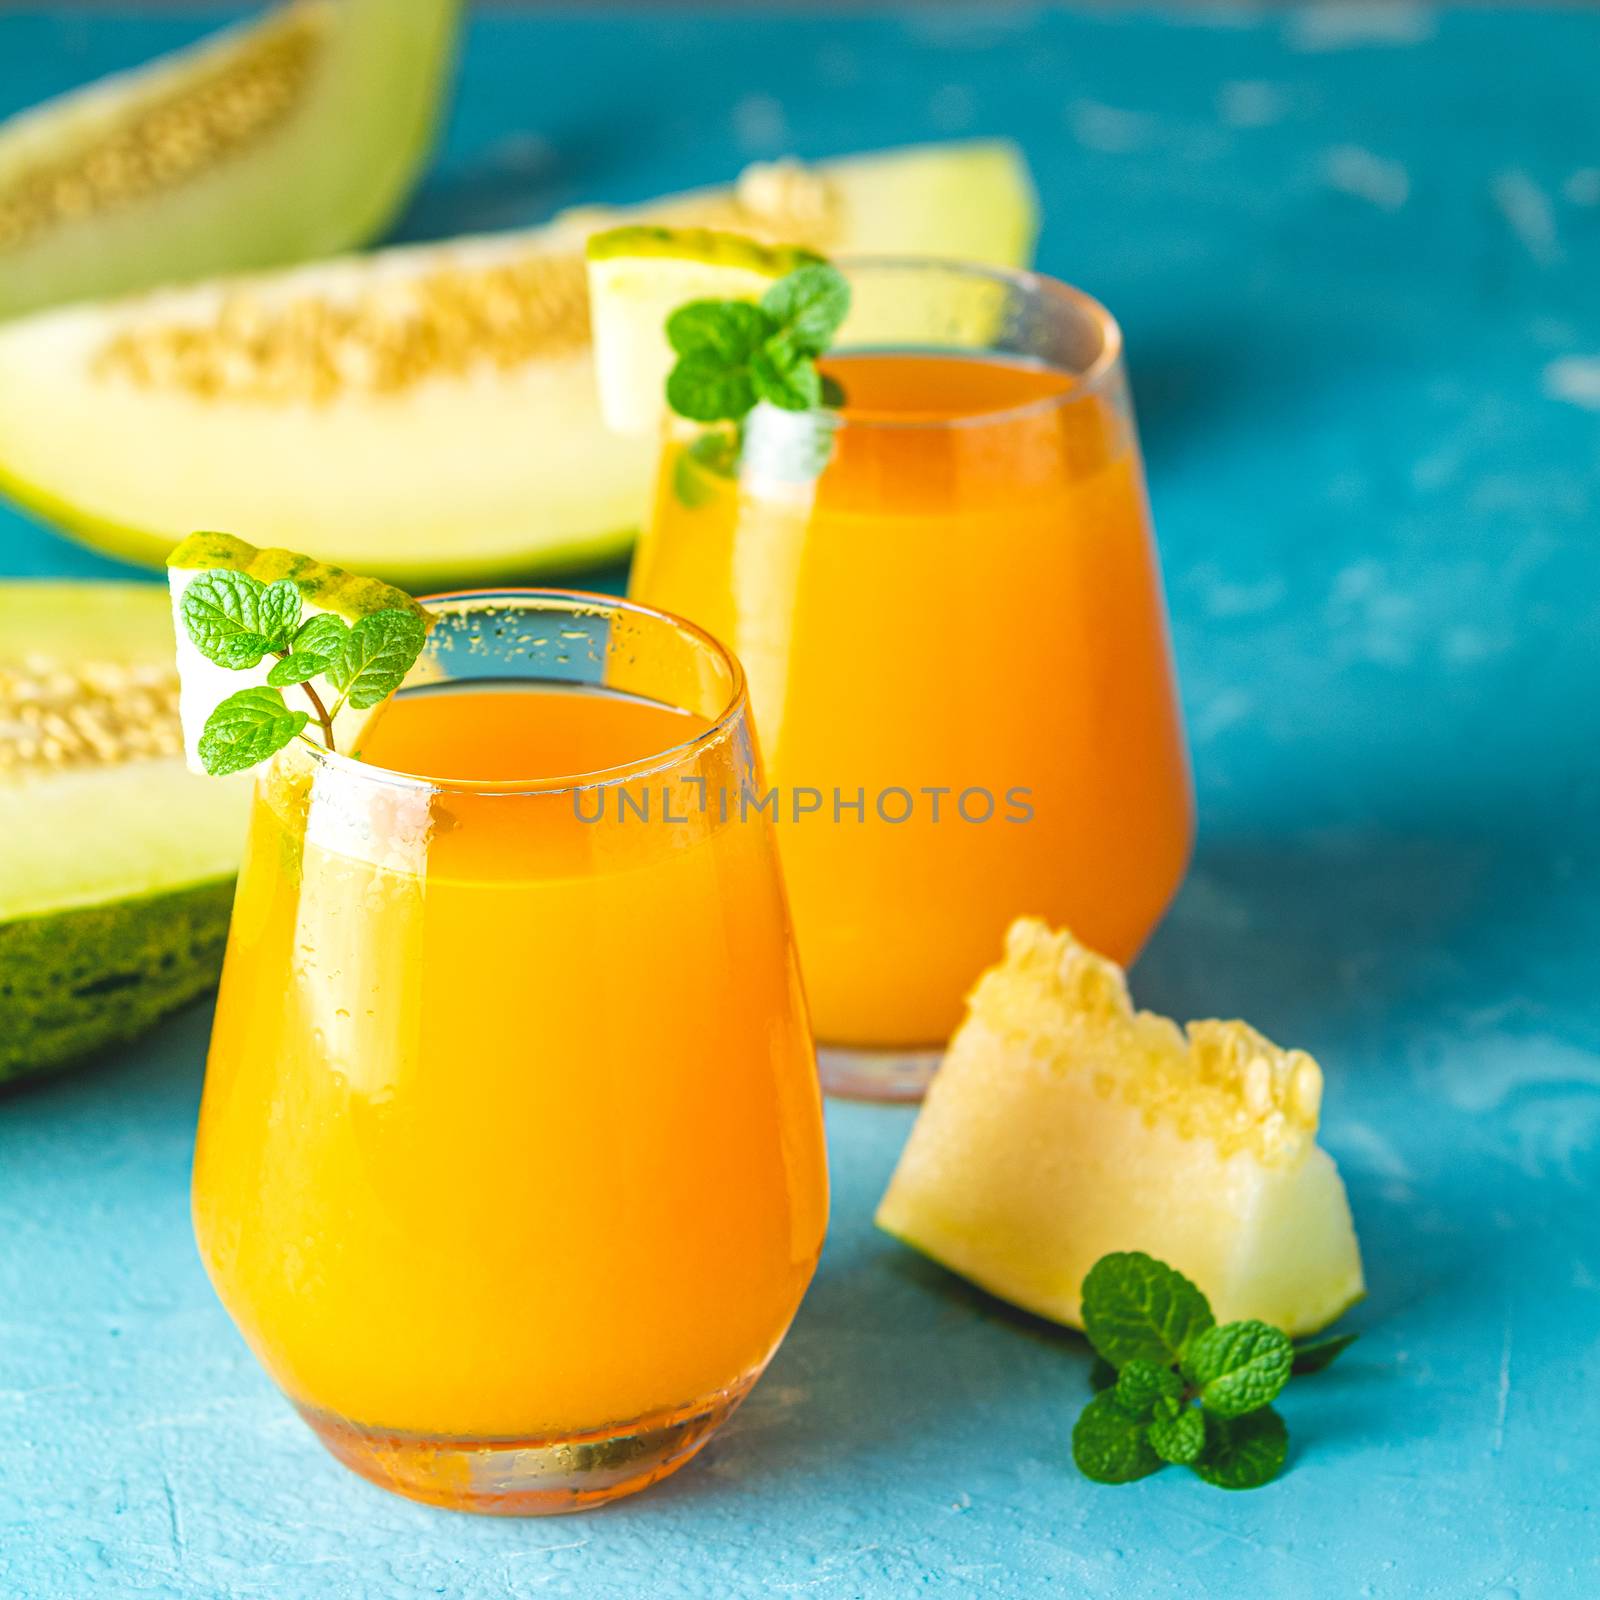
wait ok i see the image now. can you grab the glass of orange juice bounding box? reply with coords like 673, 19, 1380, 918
191, 590, 828, 1514
631, 260, 1193, 1100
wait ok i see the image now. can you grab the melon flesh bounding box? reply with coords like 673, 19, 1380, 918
0, 141, 1037, 589
876, 920, 1365, 1335
0, 0, 460, 320
0, 583, 249, 1083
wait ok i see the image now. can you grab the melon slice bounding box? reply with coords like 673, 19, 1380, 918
0, 140, 1036, 589
876, 920, 1364, 1335
0, 582, 250, 1085
0, 0, 460, 320
166, 530, 429, 772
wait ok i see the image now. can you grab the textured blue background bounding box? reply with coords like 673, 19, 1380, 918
3, 5, 1599, 1596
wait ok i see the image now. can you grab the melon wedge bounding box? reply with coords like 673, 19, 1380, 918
0, 582, 250, 1084
0, 140, 1037, 589
0, 0, 460, 320
876, 920, 1364, 1336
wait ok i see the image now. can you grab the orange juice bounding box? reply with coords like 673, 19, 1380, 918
192, 612, 827, 1513
632, 347, 1193, 1052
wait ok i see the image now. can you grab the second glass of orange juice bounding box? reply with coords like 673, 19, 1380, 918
631, 259, 1194, 1098
191, 592, 828, 1513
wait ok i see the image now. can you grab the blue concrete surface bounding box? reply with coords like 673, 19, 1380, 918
2, 5, 1598, 1596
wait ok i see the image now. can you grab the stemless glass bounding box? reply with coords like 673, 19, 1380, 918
631, 259, 1194, 1100
191, 591, 828, 1514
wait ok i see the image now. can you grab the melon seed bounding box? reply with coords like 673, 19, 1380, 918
0, 4, 323, 255
734, 158, 840, 238
0, 658, 181, 775
89, 150, 840, 405
96, 252, 593, 404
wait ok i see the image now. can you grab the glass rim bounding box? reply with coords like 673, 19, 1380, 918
290, 586, 750, 798
818, 254, 1126, 432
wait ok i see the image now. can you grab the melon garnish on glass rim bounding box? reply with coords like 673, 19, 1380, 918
166, 530, 430, 775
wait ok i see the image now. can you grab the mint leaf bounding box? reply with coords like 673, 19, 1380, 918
751, 334, 823, 411
667, 350, 758, 423
760, 262, 850, 354
196, 686, 308, 776
267, 652, 332, 688
1192, 1406, 1288, 1490
255, 578, 303, 650
662, 265, 847, 447
1112, 1360, 1183, 1418
181, 569, 275, 669
1147, 1405, 1205, 1466
1081, 1252, 1215, 1371
1070, 1392, 1162, 1485
1293, 1332, 1358, 1376
292, 613, 351, 658
269, 613, 351, 685
667, 298, 770, 361
329, 609, 426, 710
819, 372, 847, 408
1088, 1357, 1118, 1393
1184, 1321, 1293, 1418
664, 301, 770, 422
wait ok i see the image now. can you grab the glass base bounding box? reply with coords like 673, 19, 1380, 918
295, 1373, 758, 1515
816, 1045, 943, 1102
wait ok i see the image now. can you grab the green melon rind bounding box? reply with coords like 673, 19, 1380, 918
586, 226, 823, 273
0, 878, 234, 1087
167, 530, 426, 619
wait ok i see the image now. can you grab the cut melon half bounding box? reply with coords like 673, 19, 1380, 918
876, 920, 1365, 1336
0, 582, 250, 1084
0, 0, 460, 320
0, 140, 1037, 589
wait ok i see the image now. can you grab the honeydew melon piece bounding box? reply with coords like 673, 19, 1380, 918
0, 581, 250, 1085
0, 140, 1037, 589
0, 0, 460, 321
877, 920, 1365, 1335
166, 530, 426, 773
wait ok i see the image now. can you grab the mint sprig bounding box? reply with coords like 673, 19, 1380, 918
180, 568, 424, 776
1070, 1251, 1356, 1492
665, 263, 850, 424
664, 262, 850, 497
